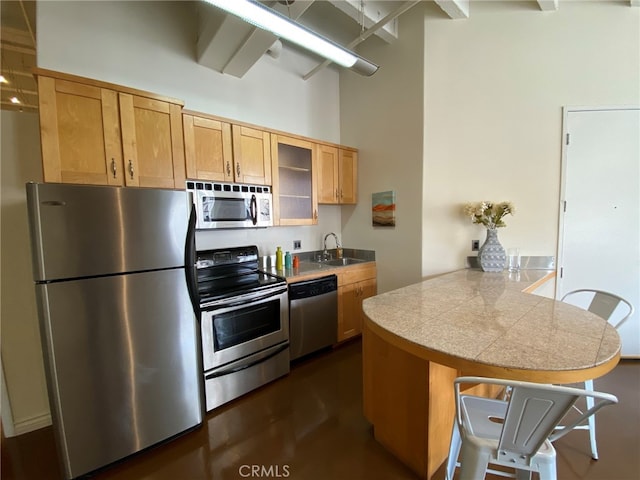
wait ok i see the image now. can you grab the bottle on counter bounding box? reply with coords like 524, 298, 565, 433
285, 251, 292, 269
292, 255, 299, 269
275, 246, 284, 270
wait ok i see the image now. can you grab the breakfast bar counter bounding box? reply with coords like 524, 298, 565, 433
361, 269, 621, 480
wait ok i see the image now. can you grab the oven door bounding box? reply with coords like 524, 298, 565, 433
201, 284, 288, 371
194, 191, 273, 229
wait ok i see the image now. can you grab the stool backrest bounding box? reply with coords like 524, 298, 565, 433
561, 289, 634, 329
455, 377, 618, 467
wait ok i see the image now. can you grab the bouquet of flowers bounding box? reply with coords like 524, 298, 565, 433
463, 201, 514, 229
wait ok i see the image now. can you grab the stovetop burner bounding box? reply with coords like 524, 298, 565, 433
195, 245, 285, 304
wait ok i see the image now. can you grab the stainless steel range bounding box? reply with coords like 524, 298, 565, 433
195, 245, 289, 411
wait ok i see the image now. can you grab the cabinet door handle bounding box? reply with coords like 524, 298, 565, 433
128, 160, 134, 179
236, 162, 241, 177
111, 158, 117, 178
313, 209, 318, 220
226, 161, 231, 176
340, 189, 343, 199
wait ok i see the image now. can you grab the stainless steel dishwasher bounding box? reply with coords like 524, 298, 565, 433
289, 274, 338, 361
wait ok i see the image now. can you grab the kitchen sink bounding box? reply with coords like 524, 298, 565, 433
323, 257, 365, 266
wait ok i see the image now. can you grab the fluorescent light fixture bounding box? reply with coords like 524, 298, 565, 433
0, 75, 8, 84
204, 0, 378, 76
10, 96, 21, 104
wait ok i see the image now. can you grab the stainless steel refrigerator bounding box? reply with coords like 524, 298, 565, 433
26, 182, 203, 479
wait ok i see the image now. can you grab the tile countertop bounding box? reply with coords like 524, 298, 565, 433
261, 248, 375, 281
362, 269, 621, 376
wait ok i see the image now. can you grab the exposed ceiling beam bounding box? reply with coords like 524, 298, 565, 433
303, 1, 421, 80
1, 26, 34, 47
1, 41, 35, 55
19, 0, 36, 46
328, 0, 398, 43
0, 85, 37, 96
1, 100, 37, 110
433, 0, 470, 19
537, 0, 559, 12
197, 1, 315, 78
1, 69, 34, 79
223, 1, 315, 77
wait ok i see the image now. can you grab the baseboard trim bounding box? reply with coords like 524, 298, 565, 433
11, 412, 52, 436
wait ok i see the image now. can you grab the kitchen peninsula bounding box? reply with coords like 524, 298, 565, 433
362, 269, 621, 480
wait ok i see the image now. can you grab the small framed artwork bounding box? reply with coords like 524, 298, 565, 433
372, 191, 396, 227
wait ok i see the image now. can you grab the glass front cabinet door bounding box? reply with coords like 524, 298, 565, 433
271, 135, 318, 226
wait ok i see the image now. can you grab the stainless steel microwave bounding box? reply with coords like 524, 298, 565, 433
186, 181, 273, 229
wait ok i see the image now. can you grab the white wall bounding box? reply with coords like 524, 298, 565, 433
339, 3, 427, 294
1, 111, 50, 434
341, 0, 639, 288
422, 1, 640, 275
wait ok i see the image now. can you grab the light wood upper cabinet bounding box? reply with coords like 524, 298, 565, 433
37, 76, 124, 186
36, 69, 186, 189
317, 145, 358, 205
183, 112, 233, 182
119, 94, 185, 189
231, 125, 272, 185
338, 148, 358, 204
271, 134, 318, 226
317, 144, 339, 203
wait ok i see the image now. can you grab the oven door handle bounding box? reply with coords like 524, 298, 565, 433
202, 287, 287, 311
204, 343, 289, 380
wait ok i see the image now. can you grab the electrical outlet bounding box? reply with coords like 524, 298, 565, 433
472, 240, 480, 251
293, 240, 301, 250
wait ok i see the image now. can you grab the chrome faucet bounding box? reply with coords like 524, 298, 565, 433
323, 232, 342, 260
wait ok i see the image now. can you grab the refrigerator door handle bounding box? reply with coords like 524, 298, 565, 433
185, 203, 200, 315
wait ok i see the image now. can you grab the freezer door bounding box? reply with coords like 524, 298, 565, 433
26, 183, 189, 281
36, 269, 203, 479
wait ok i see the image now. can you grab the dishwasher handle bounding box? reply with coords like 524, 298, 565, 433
288, 274, 337, 300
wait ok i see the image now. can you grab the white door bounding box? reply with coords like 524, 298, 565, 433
557, 107, 640, 357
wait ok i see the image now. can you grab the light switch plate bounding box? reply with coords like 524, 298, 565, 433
293, 240, 301, 250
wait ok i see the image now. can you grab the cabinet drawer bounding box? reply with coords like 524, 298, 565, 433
338, 263, 377, 286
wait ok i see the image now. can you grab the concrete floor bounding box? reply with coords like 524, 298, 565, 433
2, 340, 639, 480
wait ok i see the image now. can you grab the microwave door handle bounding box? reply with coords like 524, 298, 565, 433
250, 194, 258, 225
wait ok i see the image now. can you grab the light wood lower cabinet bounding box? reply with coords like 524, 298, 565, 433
338, 263, 377, 342
36, 70, 186, 189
